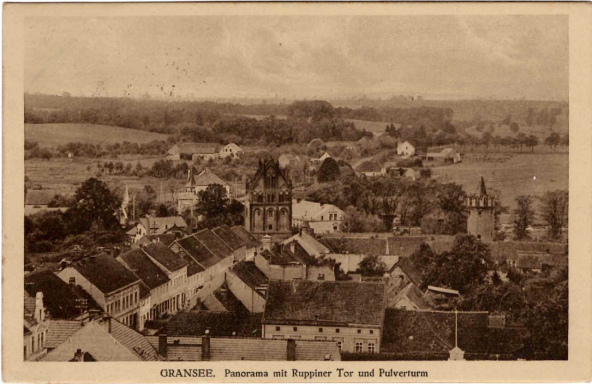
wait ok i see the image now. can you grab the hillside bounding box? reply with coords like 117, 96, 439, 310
25, 124, 170, 148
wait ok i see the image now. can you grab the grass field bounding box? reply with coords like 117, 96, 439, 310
25, 123, 170, 148
431, 153, 568, 224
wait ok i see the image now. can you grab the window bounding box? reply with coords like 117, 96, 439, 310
269, 225, 273, 230
69, 277, 75, 285
369, 330, 374, 335
336, 342, 342, 351
319, 328, 323, 333
335, 329, 340, 333
317, 274, 325, 281
268, 210, 273, 218
293, 327, 298, 332
368, 342, 376, 353
321, 216, 324, 221
355, 342, 363, 353
357, 329, 361, 334
275, 326, 281, 331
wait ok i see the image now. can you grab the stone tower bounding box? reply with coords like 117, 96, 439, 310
244, 157, 293, 242
466, 176, 495, 242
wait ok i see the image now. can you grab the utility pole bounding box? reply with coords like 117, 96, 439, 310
132, 194, 136, 222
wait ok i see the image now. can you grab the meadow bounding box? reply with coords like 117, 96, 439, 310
431, 153, 568, 224
25, 123, 170, 148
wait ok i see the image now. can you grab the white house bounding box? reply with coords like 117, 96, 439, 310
292, 199, 344, 234
397, 141, 416, 157
219, 143, 242, 158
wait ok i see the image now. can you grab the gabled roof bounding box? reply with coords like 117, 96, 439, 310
186, 261, 206, 276
282, 231, 331, 257
247, 157, 292, 193
212, 225, 245, 251
166, 311, 263, 338
117, 248, 170, 290
109, 317, 161, 361
516, 255, 543, 270
68, 253, 140, 295
143, 242, 189, 272
392, 283, 432, 310
25, 190, 57, 206
169, 143, 219, 155
355, 160, 383, 173
476, 176, 488, 197
322, 237, 387, 255
139, 216, 187, 236
211, 283, 249, 315
263, 280, 385, 327
260, 249, 301, 266
174, 235, 221, 269
192, 168, 229, 187
230, 261, 269, 297
194, 229, 234, 260
230, 226, 261, 249
24, 291, 38, 326
45, 320, 83, 349
25, 270, 100, 319
427, 286, 459, 295
388, 237, 428, 257
390, 257, 424, 287
292, 200, 343, 221
146, 233, 178, 247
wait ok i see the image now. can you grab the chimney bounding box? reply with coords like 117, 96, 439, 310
262, 235, 272, 251
289, 241, 296, 254
102, 313, 111, 333
158, 334, 167, 359
287, 339, 296, 361
202, 336, 211, 361
74, 349, 84, 362
35, 292, 45, 324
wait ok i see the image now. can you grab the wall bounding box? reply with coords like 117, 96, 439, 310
263, 324, 381, 353
309, 221, 342, 234
225, 270, 266, 313
467, 208, 495, 242
306, 265, 336, 281
58, 268, 107, 309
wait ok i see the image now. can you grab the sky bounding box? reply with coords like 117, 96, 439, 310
24, 15, 568, 101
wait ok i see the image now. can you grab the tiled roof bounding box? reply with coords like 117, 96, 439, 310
388, 237, 428, 257
187, 261, 206, 276
211, 283, 249, 314
264, 280, 385, 327
25, 190, 57, 206
118, 249, 170, 290
194, 229, 234, 260
282, 232, 331, 257
139, 216, 187, 236
166, 311, 263, 338
230, 261, 269, 297
109, 317, 161, 361
260, 249, 301, 266
203, 294, 228, 312
175, 235, 221, 269
212, 225, 245, 250
143, 242, 189, 272
24, 291, 37, 325
45, 320, 82, 349
139, 282, 151, 299
193, 168, 229, 187
230, 226, 261, 249
210, 338, 340, 361
390, 257, 424, 287
391, 283, 432, 310
295, 340, 341, 361
69, 253, 140, 294
25, 270, 99, 320
322, 237, 387, 255
147, 233, 178, 247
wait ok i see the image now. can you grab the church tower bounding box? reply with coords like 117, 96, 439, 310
244, 157, 293, 242
466, 176, 495, 242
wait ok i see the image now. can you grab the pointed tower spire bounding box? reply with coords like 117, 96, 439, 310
476, 176, 487, 197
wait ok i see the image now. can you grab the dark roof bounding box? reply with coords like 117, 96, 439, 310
139, 282, 151, 299
187, 261, 206, 276
194, 229, 234, 260
517, 255, 542, 270
355, 160, 382, 173
322, 237, 387, 255
25, 190, 57, 206
175, 235, 221, 269
230, 226, 261, 249
388, 237, 428, 257
230, 261, 269, 297
381, 309, 523, 357
211, 283, 249, 315
166, 311, 263, 338
391, 283, 432, 310
264, 281, 385, 326
25, 270, 99, 319
390, 257, 424, 287
212, 226, 245, 251
476, 176, 488, 197
260, 249, 301, 266
147, 233, 178, 247
108, 317, 161, 361
118, 249, 170, 290
45, 320, 83, 349
69, 254, 140, 294
143, 242, 189, 272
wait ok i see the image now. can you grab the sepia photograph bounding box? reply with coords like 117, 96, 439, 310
3, 2, 592, 382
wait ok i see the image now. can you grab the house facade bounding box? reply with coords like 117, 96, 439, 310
24, 292, 50, 361
133, 216, 187, 243
397, 141, 416, 157
167, 143, 219, 161
219, 143, 242, 158
178, 168, 230, 212
292, 199, 344, 234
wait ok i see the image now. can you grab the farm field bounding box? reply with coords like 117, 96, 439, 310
25, 123, 170, 148
431, 153, 568, 224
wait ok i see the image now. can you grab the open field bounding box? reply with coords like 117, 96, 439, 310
25, 123, 170, 148
464, 123, 567, 141
431, 153, 568, 224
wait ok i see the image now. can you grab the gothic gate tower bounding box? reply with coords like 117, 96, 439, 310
244, 157, 293, 242
466, 176, 495, 242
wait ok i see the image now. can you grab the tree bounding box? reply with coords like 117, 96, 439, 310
380, 178, 407, 231
510, 122, 520, 133
407, 182, 434, 226
64, 178, 122, 233
513, 195, 535, 240
539, 190, 568, 239
437, 183, 467, 234
317, 157, 341, 183
525, 134, 539, 152
340, 206, 383, 233
545, 132, 561, 152
357, 255, 387, 276
195, 184, 244, 229
526, 107, 535, 126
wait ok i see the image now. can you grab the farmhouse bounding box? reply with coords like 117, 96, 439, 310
354, 160, 386, 177
397, 141, 416, 157
167, 143, 220, 161
133, 216, 187, 243
262, 280, 386, 353
219, 143, 242, 159
422, 147, 462, 163
292, 199, 344, 234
